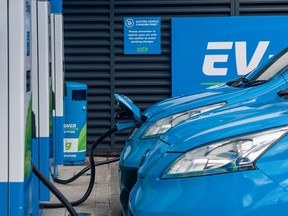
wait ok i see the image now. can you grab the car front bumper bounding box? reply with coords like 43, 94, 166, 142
119, 165, 138, 216
129, 170, 288, 216
119, 123, 158, 215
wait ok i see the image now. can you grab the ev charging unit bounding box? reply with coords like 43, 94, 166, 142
51, 0, 64, 172
0, 0, 34, 214
31, 0, 52, 202
64, 82, 87, 165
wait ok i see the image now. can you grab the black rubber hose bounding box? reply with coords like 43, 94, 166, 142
43, 126, 118, 208
53, 157, 119, 185
32, 163, 78, 216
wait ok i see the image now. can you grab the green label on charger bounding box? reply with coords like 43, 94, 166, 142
24, 97, 32, 178
63, 124, 86, 153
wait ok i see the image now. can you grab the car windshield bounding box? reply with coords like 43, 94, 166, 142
227, 48, 288, 87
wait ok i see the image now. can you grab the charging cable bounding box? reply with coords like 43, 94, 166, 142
43, 126, 117, 208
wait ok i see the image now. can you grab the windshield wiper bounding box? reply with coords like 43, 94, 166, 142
226, 77, 249, 87
245, 80, 268, 87
226, 78, 239, 86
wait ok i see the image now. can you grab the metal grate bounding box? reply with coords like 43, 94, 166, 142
239, 0, 288, 15
63, 0, 113, 153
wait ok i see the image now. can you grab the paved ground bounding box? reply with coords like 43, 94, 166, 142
42, 157, 122, 216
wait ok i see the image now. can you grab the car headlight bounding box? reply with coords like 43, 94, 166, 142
142, 102, 226, 139
162, 126, 288, 179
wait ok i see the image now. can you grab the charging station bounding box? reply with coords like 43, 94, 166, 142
31, 0, 52, 202
0, 0, 33, 214
51, 0, 64, 172
31, 0, 40, 213
64, 82, 87, 165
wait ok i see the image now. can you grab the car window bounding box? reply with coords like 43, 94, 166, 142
248, 51, 288, 81
227, 48, 288, 87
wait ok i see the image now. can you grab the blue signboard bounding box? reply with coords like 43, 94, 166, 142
124, 17, 161, 54
172, 16, 288, 96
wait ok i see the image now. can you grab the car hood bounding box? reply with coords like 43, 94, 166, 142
161, 101, 288, 152
143, 83, 248, 121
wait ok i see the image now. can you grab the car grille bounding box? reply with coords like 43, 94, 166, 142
119, 166, 138, 213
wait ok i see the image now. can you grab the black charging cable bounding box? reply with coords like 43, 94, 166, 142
53, 157, 119, 185
32, 163, 78, 216
43, 126, 118, 208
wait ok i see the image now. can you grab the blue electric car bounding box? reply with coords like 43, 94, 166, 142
117, 47, 288, 215
128, 95, 288, 216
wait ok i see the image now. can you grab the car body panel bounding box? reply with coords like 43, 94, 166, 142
129, 105, 288, 215
129, 169, 288, 216
144, 76, 288, 122
161, 102, 288, 152
257, 134, 288, 192
120, 123, 153, 168
137, 102, 288, 178
143, 85, 243, 121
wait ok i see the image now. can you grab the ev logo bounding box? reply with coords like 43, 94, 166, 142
202, 41, 271, 76
125, 18, 134, 28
